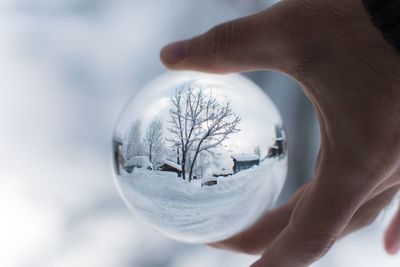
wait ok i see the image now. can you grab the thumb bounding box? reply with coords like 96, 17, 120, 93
160, 1, 300, 74
251, 171, 368, 267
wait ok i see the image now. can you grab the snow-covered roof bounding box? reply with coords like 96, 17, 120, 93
162, 160, 182, 171
231, 154, 260, 162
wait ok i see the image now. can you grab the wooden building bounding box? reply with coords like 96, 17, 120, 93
159, 160, 182, 176
231, 154, 260, 174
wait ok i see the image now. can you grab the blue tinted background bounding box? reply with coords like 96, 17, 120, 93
0, 0, 398, 266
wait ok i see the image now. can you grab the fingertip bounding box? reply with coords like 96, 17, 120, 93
384, 229, 400, 255
384, 206, 400, 255
160, 40, 188, 67
385, 242, 400, 255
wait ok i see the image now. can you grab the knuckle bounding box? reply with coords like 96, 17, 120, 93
287, 228, 337, 264
207, 21, 235, 62
299, 232, 336, 263
356, 186, 400, 229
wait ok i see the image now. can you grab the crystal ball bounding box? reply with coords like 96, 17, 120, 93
112, 71, 288, 243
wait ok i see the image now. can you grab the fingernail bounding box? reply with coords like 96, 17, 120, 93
161, 41, 188, 65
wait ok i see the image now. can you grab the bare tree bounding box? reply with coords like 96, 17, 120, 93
123, 119, 144, 162
168, 82, 241, 181
144, 118, 165, 169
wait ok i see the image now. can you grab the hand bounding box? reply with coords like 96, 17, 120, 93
160, 0, 400, 266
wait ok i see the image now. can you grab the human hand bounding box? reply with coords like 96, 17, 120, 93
160, 0, 400, 266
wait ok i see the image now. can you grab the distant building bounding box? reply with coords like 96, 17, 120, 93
159, 160, 182, 176
267, 145, 281, 158
231, 154, 260, 174
268, 125, 287, 158
113, 136, 124, 175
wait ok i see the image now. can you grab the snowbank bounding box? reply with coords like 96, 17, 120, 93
117, 157, 287, 243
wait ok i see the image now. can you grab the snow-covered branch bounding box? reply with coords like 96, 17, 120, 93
167, 81, 241, 181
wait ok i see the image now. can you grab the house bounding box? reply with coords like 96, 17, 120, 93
231, 154, 260, 174
159, 160, 182, 176
123, 156, 152, 173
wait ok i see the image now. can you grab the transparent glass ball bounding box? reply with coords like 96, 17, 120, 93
112, 71, 288, 243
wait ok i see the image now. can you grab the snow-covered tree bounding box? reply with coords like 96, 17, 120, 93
190, 150, 217, 179
168, 82, 241, 181
123, 119, 144, 162
144, 118, 165, 169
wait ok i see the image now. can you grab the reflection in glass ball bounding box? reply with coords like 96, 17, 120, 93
112, 72, 288, 243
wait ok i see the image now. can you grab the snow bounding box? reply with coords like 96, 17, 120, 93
162, 160, 182, 171
125, 156, 152, 169
190, 179, 203, 188
201, 177, 218, 183
116, 156, 288, 243
231, 154, 259, 162
212, 168, 233, 176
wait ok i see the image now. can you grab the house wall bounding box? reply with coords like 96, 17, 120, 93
160, 164, 182, 176
233, 159, 260, 173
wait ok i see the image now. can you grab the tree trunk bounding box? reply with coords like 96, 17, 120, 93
189, 150, 199, 182
181, 147, 186, 180
189, 138, 205, 182
148, 146, 152, 163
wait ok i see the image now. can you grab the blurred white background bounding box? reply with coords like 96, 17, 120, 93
0, 0, 399, 266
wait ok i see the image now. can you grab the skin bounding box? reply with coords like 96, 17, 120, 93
160, 0, 400, 266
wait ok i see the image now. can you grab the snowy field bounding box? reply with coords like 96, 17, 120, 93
117, 157, 287, 243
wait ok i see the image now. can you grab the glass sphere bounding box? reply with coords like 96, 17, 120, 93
112, 71, 288, 243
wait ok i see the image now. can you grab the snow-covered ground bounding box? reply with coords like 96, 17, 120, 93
116, 157, 287, 243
